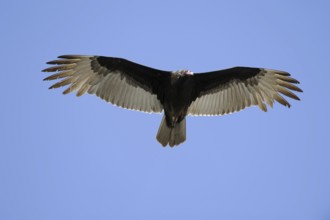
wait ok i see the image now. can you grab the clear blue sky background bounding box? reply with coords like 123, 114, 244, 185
1, 0, 329, 219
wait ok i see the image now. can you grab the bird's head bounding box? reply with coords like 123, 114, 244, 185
176, 70, 193, 76
172, 70, 194, 79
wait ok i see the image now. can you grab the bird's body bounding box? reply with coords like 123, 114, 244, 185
164, 71, 195, 126
43, 55, 302, 147
156, 71, 196, 146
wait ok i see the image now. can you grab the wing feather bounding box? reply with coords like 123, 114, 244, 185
43, 55, 171, 113
188, 68, 302, 116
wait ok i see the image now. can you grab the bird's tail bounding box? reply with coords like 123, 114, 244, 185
156, 116, 186, 147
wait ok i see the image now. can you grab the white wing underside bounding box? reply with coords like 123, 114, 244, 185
44, 56, 163, 113
188, 69, 301, 116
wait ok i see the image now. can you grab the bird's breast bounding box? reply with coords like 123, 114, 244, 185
163, 76, 195, 123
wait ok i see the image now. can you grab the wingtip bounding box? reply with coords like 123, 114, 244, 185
57, 55, 89, 59
58, 55, 77, 59
41, 68, 49, 72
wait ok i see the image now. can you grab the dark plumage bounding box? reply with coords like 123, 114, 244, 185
43, 55, 302, 147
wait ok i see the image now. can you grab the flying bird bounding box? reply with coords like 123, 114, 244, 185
43, 55, 302, 147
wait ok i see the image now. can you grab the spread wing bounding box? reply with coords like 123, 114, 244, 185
188, 67, 302, 116
43, 55, 171, 113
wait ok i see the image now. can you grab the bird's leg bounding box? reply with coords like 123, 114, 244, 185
165, 112, 178, 128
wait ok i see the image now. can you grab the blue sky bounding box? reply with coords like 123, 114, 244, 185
1, 0, 330, 219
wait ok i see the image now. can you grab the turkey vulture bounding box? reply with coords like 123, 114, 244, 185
43, 55, 302, 147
